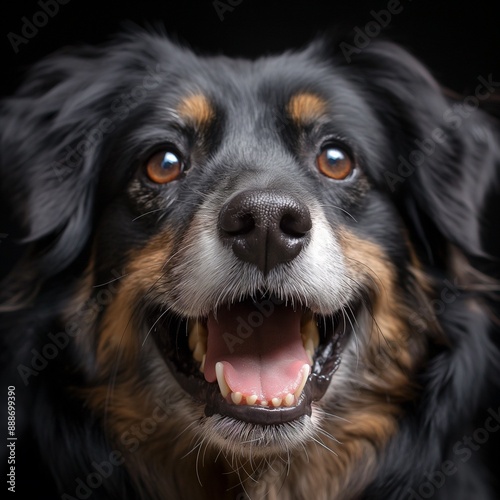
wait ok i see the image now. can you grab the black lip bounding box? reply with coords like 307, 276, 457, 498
205, 384, 312, 424
151, 299, 353, 425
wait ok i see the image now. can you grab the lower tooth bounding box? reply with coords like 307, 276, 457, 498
284, 393, 295, 406
271, 397, 282, 407
246, 395, 258, 405
200, 354, 206, 373
231, 392, 243, 404
260, 400, 268, 407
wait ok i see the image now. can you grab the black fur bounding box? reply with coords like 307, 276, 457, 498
1, 32, 499, 499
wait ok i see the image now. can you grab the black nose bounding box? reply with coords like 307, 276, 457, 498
218, 189, 312, 274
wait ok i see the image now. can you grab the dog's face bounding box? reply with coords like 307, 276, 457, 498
90, 42, 424, 452
2, 34, 498, 499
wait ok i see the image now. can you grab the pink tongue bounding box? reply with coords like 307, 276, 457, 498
204, 300, 309, 402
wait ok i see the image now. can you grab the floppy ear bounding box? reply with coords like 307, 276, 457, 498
336, 42, 500, 497
338, 41, 500, 264
0, 34, 167, 280
1, 47, 106, 276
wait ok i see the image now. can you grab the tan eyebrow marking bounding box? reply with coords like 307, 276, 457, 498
177, 94, 214, 127
288, 92, 328, 124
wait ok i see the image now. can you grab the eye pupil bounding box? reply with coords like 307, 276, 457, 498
316, 146, 353, 180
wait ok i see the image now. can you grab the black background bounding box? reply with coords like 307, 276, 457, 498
1, 0, 499, 497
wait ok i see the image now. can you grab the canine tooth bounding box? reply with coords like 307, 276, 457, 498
301, 317, 320, 349
188, 320, 207, 351
246, 395, 258, 405
284, 393, 295, 407
215, 362, 230, 398
305, 338, 315, 354
200, 354, 206, 373
231, 392, 243, 405
306, 349, 314, 367
293, 364, 310, 400
271, 397, 282, 407
193, 341, 206, 362
305, 338, 315, 366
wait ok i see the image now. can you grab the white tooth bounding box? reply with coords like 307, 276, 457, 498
246, 395, 258, 405
305, 338, 315, 354
301, 317, 320, 349
306, 349, 314, 366
188, 320, 207, 351
284, 393, 295, 407
271, 397, 282, 407
305, 338, 315, 366
193, 341, 206, 362
231, 392, 243, 405
215, 362, 230, 398
260, 400, 268, 407
294, 364, 310, 400
200, 354, 206, 373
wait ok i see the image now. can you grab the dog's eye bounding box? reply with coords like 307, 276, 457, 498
316, 147, 353, 180
145, 151, 184, 184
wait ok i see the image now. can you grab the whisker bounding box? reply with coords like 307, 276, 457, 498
320, 202, 358, 222
132, 208, 165, 222
195, 438, 205, 486
317, 427, 343, 445
93, 273, 129, 287
141, 307, 171, 347
311, 436, 338, 456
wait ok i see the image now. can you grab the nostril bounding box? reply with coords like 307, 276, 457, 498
280, 211, 312, 238
220, 211, 255, 236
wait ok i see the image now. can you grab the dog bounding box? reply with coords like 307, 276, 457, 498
1, 31, 499, 500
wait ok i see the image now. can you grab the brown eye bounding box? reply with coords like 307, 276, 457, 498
145, 150, 184, 184
316, 147, 353, 180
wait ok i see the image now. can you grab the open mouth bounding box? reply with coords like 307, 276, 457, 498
152, 293, 353, 425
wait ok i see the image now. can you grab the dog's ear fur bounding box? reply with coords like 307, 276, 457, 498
1, 47, 108, 276
334, 41, 500, 498
0, 34, 170, 280
336, 41, 500, 264
0, 35, 172, 495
